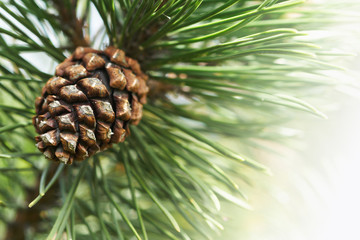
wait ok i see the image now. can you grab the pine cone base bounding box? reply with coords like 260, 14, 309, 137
33, 47, 148, 164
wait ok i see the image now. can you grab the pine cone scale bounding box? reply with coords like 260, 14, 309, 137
33, 46, 148, 164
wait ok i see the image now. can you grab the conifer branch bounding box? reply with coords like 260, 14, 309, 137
52, 0, 90, 48
0, 0, 354, 239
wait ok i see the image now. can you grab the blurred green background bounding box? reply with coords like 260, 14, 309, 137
219, 22, 360, 239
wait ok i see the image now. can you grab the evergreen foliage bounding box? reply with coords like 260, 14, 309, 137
0, 0, 353, 239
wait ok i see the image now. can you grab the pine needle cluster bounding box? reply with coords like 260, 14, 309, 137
0, 0, 355, 239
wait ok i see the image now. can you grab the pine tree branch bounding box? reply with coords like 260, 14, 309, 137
0, 0, 354, 239
52, 0, 90, 48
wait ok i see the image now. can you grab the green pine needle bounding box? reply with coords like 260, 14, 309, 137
0, 0, 353, 239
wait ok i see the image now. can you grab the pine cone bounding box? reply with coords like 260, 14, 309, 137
32, 46, 149, 164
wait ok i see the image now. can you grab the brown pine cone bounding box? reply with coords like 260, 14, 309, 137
32, 46, 149, 164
